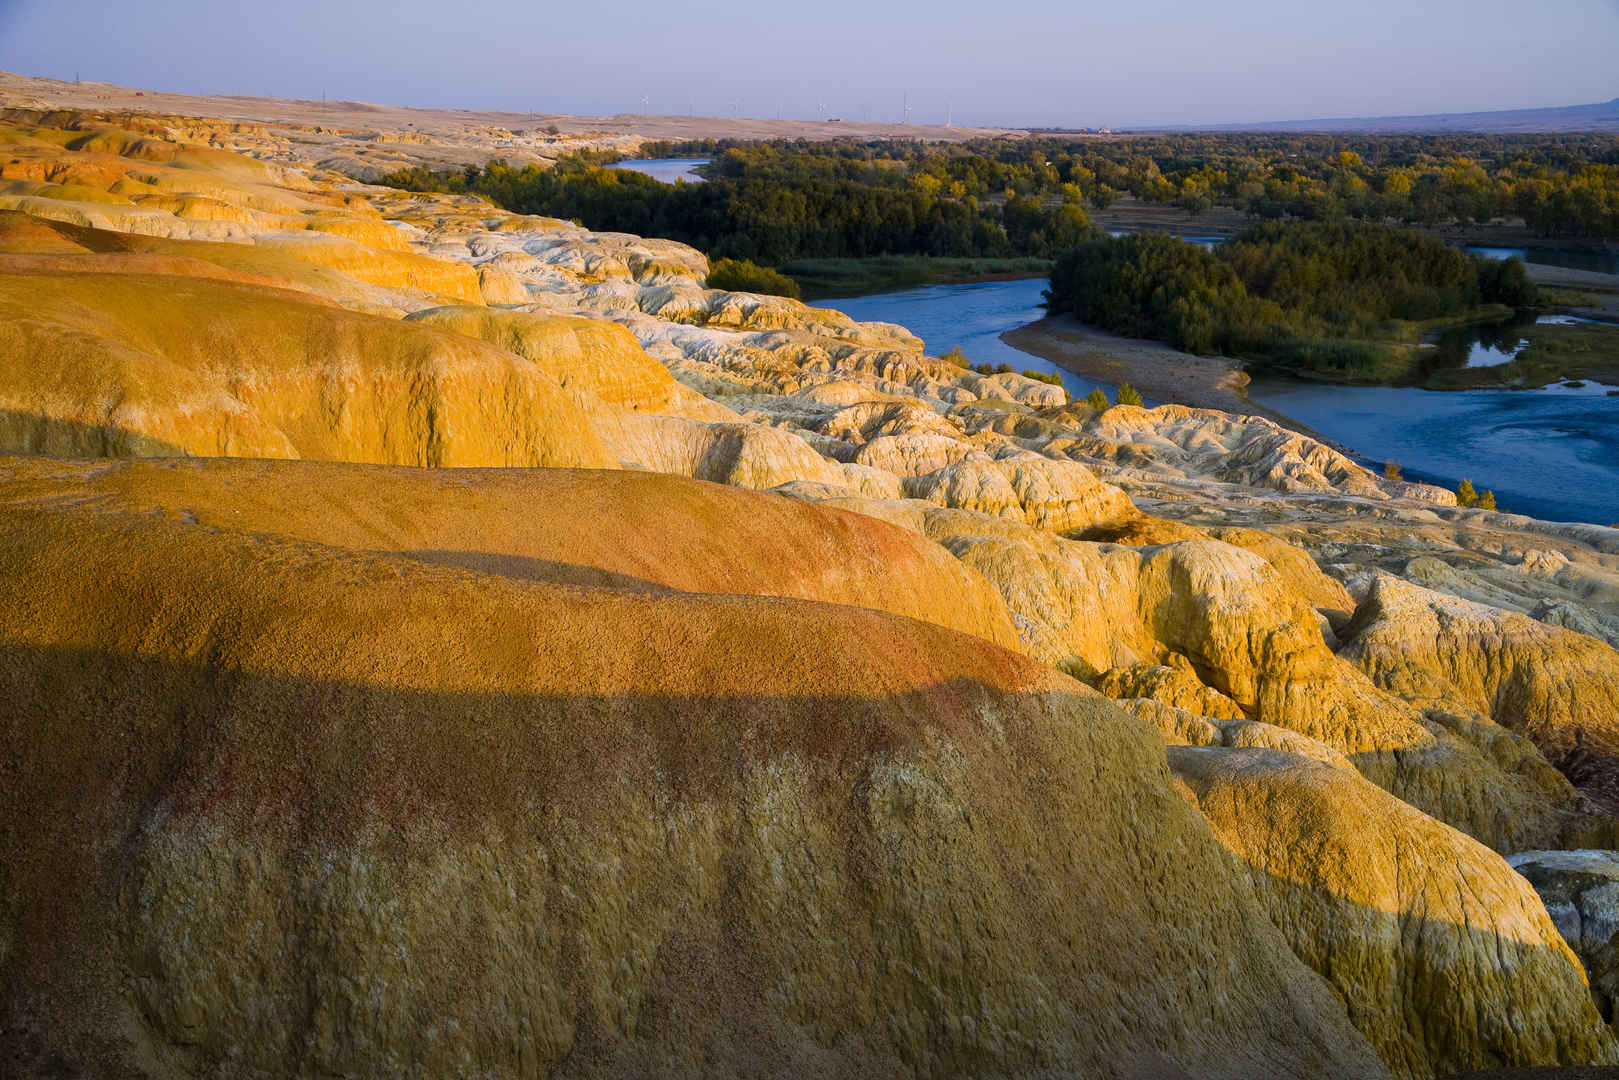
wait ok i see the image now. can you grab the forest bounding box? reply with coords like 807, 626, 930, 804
379, 132, 1619, 289
377, 154, 1091, 264
616, 131, 1619, 237
1043, 223, 1541, 381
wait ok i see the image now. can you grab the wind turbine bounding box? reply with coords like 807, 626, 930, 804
640, 94, 650, 114
903, 92, 912, 126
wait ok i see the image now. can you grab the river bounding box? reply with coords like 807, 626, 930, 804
814, 279, 1619, 525
1247, 379, 1619, 524
810, 279, 1141, 403
607, 158, 708, 183
1465, 245, 1619, 277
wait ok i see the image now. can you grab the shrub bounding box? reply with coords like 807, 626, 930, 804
706, 258, 802, 299
1476, 489, 1498, 511
1456, 479, 1479, 507
1085, 388, 1109, 410
940, 346, 970, 368
1021, 369, 1064, 386
1478, 256, 1540, 308
1117, 383, 1143, 407
1383, 461, 1403, 482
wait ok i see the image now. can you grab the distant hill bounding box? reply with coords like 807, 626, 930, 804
1197, 98, 1619, 134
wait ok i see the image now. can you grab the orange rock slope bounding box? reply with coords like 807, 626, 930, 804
0, 455, 1387, 1079
5, 104, 1619, 1080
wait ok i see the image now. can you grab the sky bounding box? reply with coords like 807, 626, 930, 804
1, 0, 1617, 129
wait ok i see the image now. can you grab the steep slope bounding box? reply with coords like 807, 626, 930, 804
814, 497, 1612, 854
1339, 574, 1619, 808
0, 267, 614, 467
1171, 747, 1616, 1078
0, 458, 1388, 1080
404, 304, 734, 419
0, 456, 1020, 650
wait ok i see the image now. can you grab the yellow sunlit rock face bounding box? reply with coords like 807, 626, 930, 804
3, 103, 1619, 1080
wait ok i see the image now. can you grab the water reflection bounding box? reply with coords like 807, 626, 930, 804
607, 158, 709, 184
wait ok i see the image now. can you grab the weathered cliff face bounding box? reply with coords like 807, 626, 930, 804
1171, 747, 1616, 1079
0, 458, 1389, 1080
1339, 574, 1619, 809
4, 108, 1619, 1079
1510, 850, 1619, 1023
0, 267, 616, 468
0, 456, 1021, 651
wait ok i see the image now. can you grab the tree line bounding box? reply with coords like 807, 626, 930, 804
1043, 223, 1540, 381
376, 154, 1092, 264
637, 134, 1619, 239
380, 132, 1619, 278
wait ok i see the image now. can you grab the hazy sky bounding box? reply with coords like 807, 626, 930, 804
2, 0, 1617, 128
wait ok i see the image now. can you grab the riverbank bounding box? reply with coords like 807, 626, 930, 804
1526, 262, 1619, 319
1001, 315, 1382, 455
1426, 319, 1619, 390
1002, 315, 1256, 413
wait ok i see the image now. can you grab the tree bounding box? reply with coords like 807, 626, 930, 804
1085, 387, 1109, 410
1477, 256, 1539, 308
1117, 383, 1143, 407
1456, 479, 1479, 508
1475, 489, 1497, 511
706, 258, 801, 299
1383, 461, 1403, 482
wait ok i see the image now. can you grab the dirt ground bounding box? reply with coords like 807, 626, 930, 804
1003, 315, 1257, 413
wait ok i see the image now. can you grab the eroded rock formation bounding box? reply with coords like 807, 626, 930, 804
3, 105, 1619, 1079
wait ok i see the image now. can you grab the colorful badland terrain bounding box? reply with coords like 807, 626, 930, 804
5, 93, 1619, 1080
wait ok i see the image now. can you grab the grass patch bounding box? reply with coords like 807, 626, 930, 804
1538, 288, 1605, 308
1423, 321, 1619, 389
781, 256, 1051, 300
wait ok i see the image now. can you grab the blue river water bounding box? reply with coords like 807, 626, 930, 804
1247, 379, 1619, 525
811, 278, 1138, 403
813, 279, 1619, 525
1465, 245, 1619, 276
607, 158, 708, 183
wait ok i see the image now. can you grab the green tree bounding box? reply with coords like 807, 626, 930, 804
1085, 387, 1109, 410
1456, 479, 1479, 508
1476, 489, 1497, 511
706, 259, 801, 299
1117, 383, 1143, 407
1383, 460, 1403, 482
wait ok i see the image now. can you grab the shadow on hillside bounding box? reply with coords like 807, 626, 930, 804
0, 642, 1603, 1080
0, 410, 188, 458
402, 549, 676, 592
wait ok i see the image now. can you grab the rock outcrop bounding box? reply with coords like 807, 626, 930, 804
1172, 747, 1617, 1078
0, 456, 1389, 1080
0, 267, 615, 468
6, 106, 1619, 1079
0, 456, 1021, 650
1339, 574, 1619, 808
1510, 850, 1619, 1023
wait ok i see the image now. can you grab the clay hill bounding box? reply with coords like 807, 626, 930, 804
4, 98, 1619, 1080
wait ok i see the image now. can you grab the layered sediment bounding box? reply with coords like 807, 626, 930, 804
4, 103, 1619, 1079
